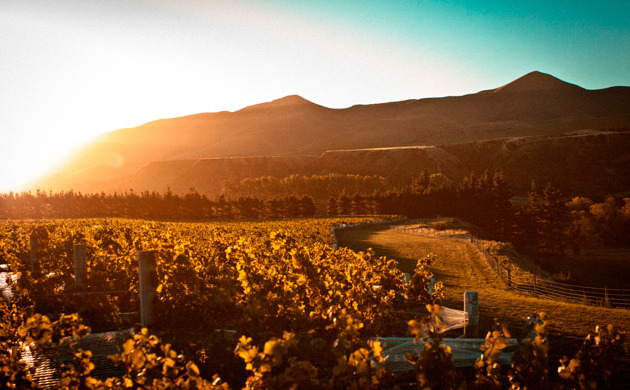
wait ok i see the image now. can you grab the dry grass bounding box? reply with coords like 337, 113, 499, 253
335, 222, 630, 354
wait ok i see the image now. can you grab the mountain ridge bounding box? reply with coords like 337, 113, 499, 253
30, 71, 630, 197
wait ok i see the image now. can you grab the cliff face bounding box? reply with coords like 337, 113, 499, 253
441, 130, 630, 195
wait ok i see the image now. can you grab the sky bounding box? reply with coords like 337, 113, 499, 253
1, 0, 629, 192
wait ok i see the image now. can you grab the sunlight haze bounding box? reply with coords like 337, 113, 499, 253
1, 0, 628, 192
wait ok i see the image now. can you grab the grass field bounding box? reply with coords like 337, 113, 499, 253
335, 221, 630, 358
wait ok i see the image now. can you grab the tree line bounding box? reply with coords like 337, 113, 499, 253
2, 170, 629, 254
223, 173, 390, 200
0, 189, 316, 220
326, 169, 630, 254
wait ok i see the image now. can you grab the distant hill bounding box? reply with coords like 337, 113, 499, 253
31, 71, 630, 197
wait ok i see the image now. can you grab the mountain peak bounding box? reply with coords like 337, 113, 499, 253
238, 94, 319, 113
494, 71, 584, 93
269, 95, 313, 106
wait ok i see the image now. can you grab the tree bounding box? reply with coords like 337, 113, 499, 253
566, 197, 599, 253
490, 169, 514, 240
350, 193, 366, 215
534, 183, 567, 254
298, 195, 316, 217
411, 169, 430, 195
327, 196, 339, 216
337, 193, 352, 216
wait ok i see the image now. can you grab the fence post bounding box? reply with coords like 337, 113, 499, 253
533, 275, 537, 295
138, 251, 158, 328
464, 291, 479, 338
29, 234, 41, 277
582, 291, 588, 306
73, 244, 87, 288
507, 269, 512, 289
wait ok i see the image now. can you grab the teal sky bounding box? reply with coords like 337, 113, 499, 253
278, 0, 629, 89
1, 0, 629, 191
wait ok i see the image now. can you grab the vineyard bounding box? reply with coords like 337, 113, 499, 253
0, 218, 627, 389
0, 217, 442, 388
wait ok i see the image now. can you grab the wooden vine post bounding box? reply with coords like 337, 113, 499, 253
29, 234, 41, 277
73, 244, 87, 288
138, 250, 158, 328
464, 291, 479, 338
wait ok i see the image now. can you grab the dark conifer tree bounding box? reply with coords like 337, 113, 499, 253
490, 169, 514, 240
411, 169, 430, 195
298, 195, 316, 217
327, 196, 339, 216
337, 193, 352, 216
539, 183, 567, 254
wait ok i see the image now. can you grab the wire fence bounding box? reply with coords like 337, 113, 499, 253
392, 224, 630, 309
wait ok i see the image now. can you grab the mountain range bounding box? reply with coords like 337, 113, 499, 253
32, 71, 630, 198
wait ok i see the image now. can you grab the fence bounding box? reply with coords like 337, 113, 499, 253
1, 239, 159, 328
330, 219, 487, 337
393, 223, 630, 309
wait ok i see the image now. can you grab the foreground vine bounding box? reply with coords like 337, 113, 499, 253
0, 218, 627, 388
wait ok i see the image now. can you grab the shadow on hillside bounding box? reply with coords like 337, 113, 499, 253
335, 224, 418, 274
